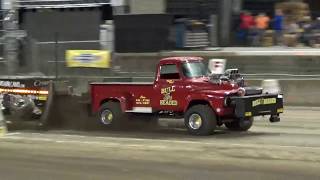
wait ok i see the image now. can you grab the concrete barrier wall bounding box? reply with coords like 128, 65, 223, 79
113, 53, 320, 77
248, 80, 320, 106
2, 50, 320, 78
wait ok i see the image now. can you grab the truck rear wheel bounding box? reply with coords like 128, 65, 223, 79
184, 105, 216, 136
225, 117, 253, 131
99, 102, 127, 128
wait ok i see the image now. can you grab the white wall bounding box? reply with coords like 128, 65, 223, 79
129, 0, 166, 14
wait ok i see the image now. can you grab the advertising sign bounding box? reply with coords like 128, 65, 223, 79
66, 50, 111, 68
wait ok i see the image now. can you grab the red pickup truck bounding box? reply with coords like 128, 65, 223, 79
90, 57, 283, 135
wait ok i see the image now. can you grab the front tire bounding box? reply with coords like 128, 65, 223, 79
225, 117, 253, 131
184, 105, 217, 136
99, 102, 127, 128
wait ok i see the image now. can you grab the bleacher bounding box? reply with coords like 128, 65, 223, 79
166, 0, 219, 49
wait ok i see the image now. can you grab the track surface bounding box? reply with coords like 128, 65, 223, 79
1, 107, 320, 180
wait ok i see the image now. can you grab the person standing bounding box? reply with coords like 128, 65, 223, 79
273, 9, 284, 45
255, 13, 270, 46
239, 11, 255, 45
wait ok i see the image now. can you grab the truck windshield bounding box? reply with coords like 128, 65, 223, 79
182, 62, 207, 78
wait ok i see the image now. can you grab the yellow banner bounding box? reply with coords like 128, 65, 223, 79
66, 50, 111, 68
0, 126, 7, 137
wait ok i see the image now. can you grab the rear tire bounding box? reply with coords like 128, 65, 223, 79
99, 102, 127, 128
184, 104, 216, 136
225, 117, 253, 131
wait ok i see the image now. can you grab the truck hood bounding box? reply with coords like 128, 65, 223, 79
199, 89, 240, 96
186, 77, 240, 96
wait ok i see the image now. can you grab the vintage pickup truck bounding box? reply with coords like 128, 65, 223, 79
90, 57, 283, 135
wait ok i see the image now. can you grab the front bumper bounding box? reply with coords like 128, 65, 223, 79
229, 94, 284, 119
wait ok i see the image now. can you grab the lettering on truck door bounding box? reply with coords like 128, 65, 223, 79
155, 64, 185, 112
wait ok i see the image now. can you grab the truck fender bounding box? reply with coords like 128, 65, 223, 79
100, 96, 128, 113
185, 95, 223, 114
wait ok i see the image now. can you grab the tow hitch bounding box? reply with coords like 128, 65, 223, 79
269, 115, 280, 123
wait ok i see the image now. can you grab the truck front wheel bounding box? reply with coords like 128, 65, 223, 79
184, 105, 217, 135
99, 102, 127, 128
225, 117, 253, 131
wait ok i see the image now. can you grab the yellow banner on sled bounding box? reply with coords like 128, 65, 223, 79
0, 104, 6, 137
0, 126, 7, 137
66, 50, 111, 68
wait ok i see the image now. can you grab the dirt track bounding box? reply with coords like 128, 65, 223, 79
1, 107, 320, 180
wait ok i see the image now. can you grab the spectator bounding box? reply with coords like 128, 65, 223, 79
298, 16, 312, 30
255, 13, 270, 46
306, 17, 320, 46
310, 17, 320, 30
238, 11, 255, 45
236, 12, 246, 45
286, 21, 302, 47
286, 21, 300, 34
299, 17, 313, 46
273, 9, 284, 45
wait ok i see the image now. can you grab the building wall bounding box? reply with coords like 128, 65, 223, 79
129, 0, 166, 14
21, 9, 101, 41
114, 14, 172, 52
166, 0, 220, 18
19, 8, 102, 75
242, 0, 278, 16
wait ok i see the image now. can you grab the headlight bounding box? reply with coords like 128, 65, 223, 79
224, 97, 231, 106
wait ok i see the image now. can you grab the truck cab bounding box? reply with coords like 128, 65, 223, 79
153, 57, 238, 115
90, 57, 284, 135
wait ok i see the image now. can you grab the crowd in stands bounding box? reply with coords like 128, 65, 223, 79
236, 9, 320, 47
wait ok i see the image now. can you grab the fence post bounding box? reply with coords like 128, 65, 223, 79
54, 32, 59, 79
30, 38, 39, 73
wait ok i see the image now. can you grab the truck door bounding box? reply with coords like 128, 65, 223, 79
154, 63, 186, 112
